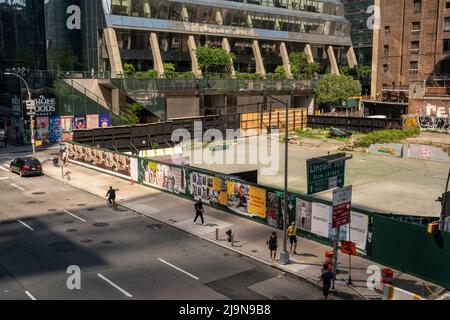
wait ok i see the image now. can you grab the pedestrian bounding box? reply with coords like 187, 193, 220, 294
287, 221, 298, 255
317, 264, 334, 300
194, 199, 205, 225
267, 231, 278, 262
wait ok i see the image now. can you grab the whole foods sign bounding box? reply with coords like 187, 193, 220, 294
34, 95, 56, 116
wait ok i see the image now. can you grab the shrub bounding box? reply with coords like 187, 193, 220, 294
354, 128, 420, 148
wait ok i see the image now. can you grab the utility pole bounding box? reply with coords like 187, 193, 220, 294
4, 72, 35, 156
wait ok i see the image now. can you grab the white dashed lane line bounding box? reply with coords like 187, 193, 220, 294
17, 219, 34, 231
25, 291, 37, 300
158, 258, 200, 280
63, 210, 86, 222
11, 183, 25, 191
97, 273, 133, 298
0, 166, 8, 172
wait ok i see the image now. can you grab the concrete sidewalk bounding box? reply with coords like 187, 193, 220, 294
40, 156, 444, 300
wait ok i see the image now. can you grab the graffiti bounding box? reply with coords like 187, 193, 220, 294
403, 117, 418, 129
368, 142, 449, 162
418, 116, 450, 132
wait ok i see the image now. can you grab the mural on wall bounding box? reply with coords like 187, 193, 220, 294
418, 116, 450, 132
190, 172, 227, 206
36, 117, 50, 143
227, 181, 266, 219
49, 116, 62, 143
141, 160, 186, 194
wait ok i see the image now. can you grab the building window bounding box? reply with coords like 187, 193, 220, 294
411, 41, 420, 52
444, 39, 450, 52
413, 0, 421, 13
412, 21, 421, 32
383, 64, 388, 72
384, 45, 389, 56
409, 61, 419, 73
447, 0, 450, 9
445, 17, 450, 31
384, 26, 390, 34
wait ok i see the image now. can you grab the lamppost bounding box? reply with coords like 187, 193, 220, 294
266, 94, 290, 265
4, 72, 35, 156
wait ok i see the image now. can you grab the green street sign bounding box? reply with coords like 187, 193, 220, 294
307, 153, 346, 194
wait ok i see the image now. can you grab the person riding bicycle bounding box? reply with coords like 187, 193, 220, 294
106, 186, 117, 207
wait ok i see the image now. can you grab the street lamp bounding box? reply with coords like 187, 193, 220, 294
4, 72, 35, 156
266, 94, 290, 265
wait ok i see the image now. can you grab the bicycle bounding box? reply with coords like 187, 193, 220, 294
107, 198, 118, 211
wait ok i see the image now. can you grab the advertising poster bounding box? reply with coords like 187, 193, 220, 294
311, 202, 330, 238
227, 181, 266, 218
86, 114, 99, 129
266, 191, 282, 229
61, 116, 74, 142
49, 116, 62, 143
190, 172, 227, 205
141, 160, 185, 194
36, 117, 50, 143
130, 157, 139, 182
99, 114, 111, 128
346, 211, 369, 252
68, 144, 131, 178
74, 116, 86, 129
296, 198, 312, 231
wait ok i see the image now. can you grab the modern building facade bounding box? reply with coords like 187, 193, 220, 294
342, 0, 373, 65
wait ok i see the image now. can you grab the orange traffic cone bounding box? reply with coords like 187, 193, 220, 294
130, 178, 134, 185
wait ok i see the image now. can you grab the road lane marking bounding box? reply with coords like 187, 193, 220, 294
97, 273, 133, 298
64, 210, 86, 222
17, 219, 34, 231
25, 291, 37, 300
3, 163, 10, 167
158, 258, 200, 280
0, 177, 9, 180
0, 166, 8, 171
11, 184, 25, 191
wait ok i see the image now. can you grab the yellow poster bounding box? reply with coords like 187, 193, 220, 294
213, 177, 221, 191
249, 186, 266, 218
227, 181, 235, 195
147, 161, 157, 170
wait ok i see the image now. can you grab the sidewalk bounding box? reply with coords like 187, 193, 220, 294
41, 157, 445, 300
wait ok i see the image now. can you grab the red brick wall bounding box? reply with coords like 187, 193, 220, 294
409, 98, 450, 117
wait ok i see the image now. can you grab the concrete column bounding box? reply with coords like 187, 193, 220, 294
279, 42, 292, 79
111, 88, 120, 115
326, 45, 340, 75
371, 0, 381, 100
187, 35, 202, 77
304, 44, 314, 63
149, 32, 164, 77
252, 40, 266, 77
103, 28, 124, 78
222, 38, 236, 78
346, 46, 358, 69
307, 95, 315, 115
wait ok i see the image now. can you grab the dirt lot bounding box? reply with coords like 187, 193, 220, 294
188, 132, 449, 217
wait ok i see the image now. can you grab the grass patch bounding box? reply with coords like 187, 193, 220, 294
354, 128, 420, 148
294, 128, 329, 139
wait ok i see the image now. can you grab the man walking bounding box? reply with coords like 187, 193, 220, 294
194, 199, 205, 225
317, 264, 334, 300
287, 221, 298, 255
106, 186, 117, 208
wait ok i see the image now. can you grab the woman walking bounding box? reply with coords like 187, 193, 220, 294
267, 231, 278, 262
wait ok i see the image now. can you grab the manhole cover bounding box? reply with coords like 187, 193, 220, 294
223, 253, 230, 256
32, 192, 45, 195
86, 208, 96, 211
25, 201, 37, 204
63, 220, 74, 224
93, 222, 109, 227
66, 229, 77, 233
172, 220, 177, 223
49, 241, 75, 252
102, 240, 114, 245
272, 295, 290, 300
251, 250, 258, 253
146, 224, 163, 230
76, 204, 86, 207
80, 238, 93, 243
54, 212, 65, 216
47, 209, 58, 212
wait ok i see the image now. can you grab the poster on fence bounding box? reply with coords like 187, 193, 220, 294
227, 181, 266, 218
346, 211, 369, 252
61, 116, 74, 142
190, 172, 227, 206
36, 117, 50, 143
141, 160, 185, 194
130, 157, 139, 182
49, 116, 62, 143
266, 191, 282, 229
296, 198, 312, 231
99, 114, 111, 128
86, 114, 99, 129
74, 115, 86, 129
68, 144, 131, 178
311, 202, 331, 238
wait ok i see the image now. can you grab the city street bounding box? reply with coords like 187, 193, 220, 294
0, 149, 332, 300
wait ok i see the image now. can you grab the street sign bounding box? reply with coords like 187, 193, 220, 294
307, 153, 346, 194
332, 185, 352, 228
26, 111, 35, 116
340, 240, 356, 255
25, 99, 35, 109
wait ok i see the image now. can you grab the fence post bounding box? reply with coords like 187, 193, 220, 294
301, 109, 304, 130
268, 105, 272, 133
293, 109, 296, 131
277, 112, 280, 132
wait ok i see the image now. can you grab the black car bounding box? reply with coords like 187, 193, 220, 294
10, 157, 43, 177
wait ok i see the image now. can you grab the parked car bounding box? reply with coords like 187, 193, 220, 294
10, 157, 43, 177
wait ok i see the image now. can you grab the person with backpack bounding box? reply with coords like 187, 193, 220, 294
267, 231, 278, 262
317, 263, 335, 300
194, 199, 205, 225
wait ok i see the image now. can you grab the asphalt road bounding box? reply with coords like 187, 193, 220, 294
0, 149, 332, 300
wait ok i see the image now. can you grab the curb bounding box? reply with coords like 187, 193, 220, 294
44, 167, 366, 300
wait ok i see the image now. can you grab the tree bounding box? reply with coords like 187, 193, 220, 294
316, 74, 361, 106
163, 63, 176, 78
121, 102, 144, 124
196, 47, 234, 73
123, 63, 135, 76
288, 52, 321, 77
48, 48, 78, 71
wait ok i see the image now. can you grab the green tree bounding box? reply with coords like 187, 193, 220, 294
196, 47, 234, 73
316, 74, 361, 106
123, 63, 135, 76
121, 102, 144, 124
48, 48, 78, 71
288, 52, 321, 77
163, 63, 176, 78
275, 65, 286, 77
